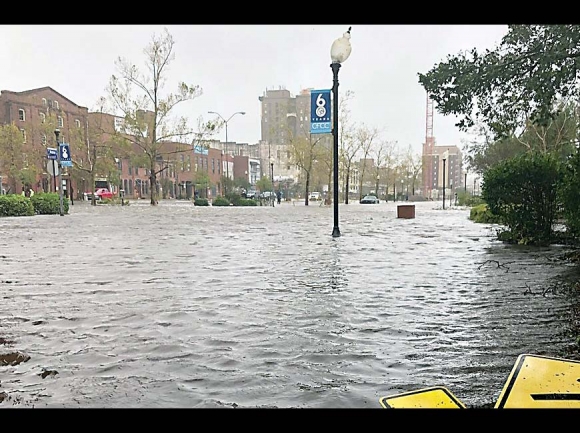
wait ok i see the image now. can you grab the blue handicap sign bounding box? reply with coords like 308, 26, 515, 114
59, 143, 73, 167
47, 147, 58, 160
310, 89, 332, 134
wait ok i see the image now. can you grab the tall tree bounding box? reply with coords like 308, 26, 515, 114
107, 28, 212, 205
418, 25, 580, 140
0, 123, 26, 193
355, 124, 380, 201
404, 144, 423, 196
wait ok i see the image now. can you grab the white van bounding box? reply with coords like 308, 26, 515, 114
309, 192, 321, 201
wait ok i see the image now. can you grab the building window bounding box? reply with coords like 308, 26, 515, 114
42, 98, 47, 106
41, 134, 47, 145
135, 167, 139, 175
187, 156, 191, 171
20, 129, 26, 143
53, 100, 59, 109
39, 112, 46, 123
58, 116, 63, 127
75, 119, 81, 128
18, 109, 25, 121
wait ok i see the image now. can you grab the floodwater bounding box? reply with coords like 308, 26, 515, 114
1, 199, 579, 408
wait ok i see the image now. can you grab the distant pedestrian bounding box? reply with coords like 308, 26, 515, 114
276, 190, 281, 205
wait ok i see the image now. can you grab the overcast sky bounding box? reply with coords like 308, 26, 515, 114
0, 25, 507, 155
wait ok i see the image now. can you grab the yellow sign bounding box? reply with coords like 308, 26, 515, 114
380, 386, 466, 409
495, 354, 580, 408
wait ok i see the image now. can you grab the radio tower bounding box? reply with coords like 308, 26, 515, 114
422, 93, 435, 199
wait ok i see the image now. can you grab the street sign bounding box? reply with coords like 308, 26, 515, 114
46, 160, 59, 176
379, 386, 466, 409
310, 89, 331, 134
494, 354, 580, 408
59, 143, 72, 167
47, 147, 58, 160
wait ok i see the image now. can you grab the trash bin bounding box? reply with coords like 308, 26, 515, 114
397, 204, 415, 219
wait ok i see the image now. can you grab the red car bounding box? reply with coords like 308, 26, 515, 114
85, 188, 113, 201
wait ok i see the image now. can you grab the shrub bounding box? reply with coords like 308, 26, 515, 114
237, 198, 257, 206
212, 196, 230, 206
30, 193, 69, 214
194, 198, 209, 206
457, 190, 485, 207
482, 152, 561, 246
469, 203, 502, 224
0, 194, 35, 217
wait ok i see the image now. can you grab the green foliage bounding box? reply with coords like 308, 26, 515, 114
457, 190, 485, 206
233, 176, 250, 191
256, 176, 272, 193
469, 203, 503, 224
212, 196, 230, 206
419, 25, 580, 139
482, 152, 561, 245
30, 193, 69, 214
0, 194, 35, 217
560, 149, 580, 237
194, 198, 209, 206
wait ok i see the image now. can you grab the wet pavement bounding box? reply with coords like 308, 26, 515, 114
1, 199, 579, 408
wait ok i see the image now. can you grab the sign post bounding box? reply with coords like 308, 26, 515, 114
47, 147, 58, 193
310, 89, 331, 134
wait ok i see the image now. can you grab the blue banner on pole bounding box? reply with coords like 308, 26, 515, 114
310, 89, 332, 134
59, 143, 73, 167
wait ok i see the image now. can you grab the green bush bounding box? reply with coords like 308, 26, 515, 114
457, 190, 485, 207
469, 203, 503, 224
482, 152, 561, 246
0, 194, 35, 217
212, 196, 230, 206
194, 198, 209, 206
237, 198, 257, 206
561, 149, 580, 238
30, 193, 69, 214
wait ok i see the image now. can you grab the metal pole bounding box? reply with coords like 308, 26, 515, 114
225, 121, 228, 196
55, 130, 64, 216
271, 162, 274, 207
331, 62, 341, 238
52, 160, 57, 192
464, 172, 467, 192
442, 158, 446, 210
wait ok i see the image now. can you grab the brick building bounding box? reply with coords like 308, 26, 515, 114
0, 86, 89, 194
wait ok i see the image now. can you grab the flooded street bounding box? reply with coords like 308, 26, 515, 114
1, 200, 579, 408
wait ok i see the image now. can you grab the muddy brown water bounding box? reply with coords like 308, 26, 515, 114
1, 200, 579, 408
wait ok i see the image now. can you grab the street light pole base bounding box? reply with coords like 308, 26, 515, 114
332, 226, 341, 238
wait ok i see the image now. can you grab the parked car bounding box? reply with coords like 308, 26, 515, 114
309, 192, 321, 201
360, 195, 379, 204
85, 188, 113, 201
245, 189, 257, 199
260, 191, 275, 199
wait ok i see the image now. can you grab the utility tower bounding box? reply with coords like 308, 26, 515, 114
422, 93, 435, 199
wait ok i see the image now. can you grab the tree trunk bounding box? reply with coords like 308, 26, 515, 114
150, 172, 157, 205
90, 171, 97, 206
305, 171, 310, 206
345, 167, 350, 204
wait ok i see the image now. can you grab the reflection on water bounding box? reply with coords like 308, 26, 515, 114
0, 200, 579, 408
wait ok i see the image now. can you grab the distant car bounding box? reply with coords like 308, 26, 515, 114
309, 192, 321, 201
360, 195, 379, 204
85, 188, 113, 201
260, 191, 275, 199
245, 189, 257, 199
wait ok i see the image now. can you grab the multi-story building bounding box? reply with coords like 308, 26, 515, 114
430, 145, 463, 197
0, 86, 89, 194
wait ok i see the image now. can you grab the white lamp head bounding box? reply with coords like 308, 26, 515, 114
330, 27, 352, 64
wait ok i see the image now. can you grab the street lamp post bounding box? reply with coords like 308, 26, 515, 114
54, 129, 64, 216
207, 110, 246, 196
464, 172, 467, 192
442, 150, 448, 210
376, 175, 380, 198
330, 26, 352, 238
270, 158, 275, 207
